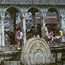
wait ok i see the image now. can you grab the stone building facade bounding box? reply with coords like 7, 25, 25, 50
0, 0, 65, 45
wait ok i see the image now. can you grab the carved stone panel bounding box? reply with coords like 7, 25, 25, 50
21, 38, 54, 65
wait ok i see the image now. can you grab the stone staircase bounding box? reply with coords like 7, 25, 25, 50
0, 45, 21, 64
0, 42, 65, 65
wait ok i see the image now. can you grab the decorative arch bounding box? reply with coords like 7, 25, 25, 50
27, 7, 42, 16
4, 6, 23, 43
5, 11, 11, 19
44, 7, 61, 33
27, 7, 41, 12
21, 38, 54, 65
47, 7, 60, 16
6, 6, 23, 20
6, 6, 22, 15
6, 6, 23, 28
25, 7, 43, 38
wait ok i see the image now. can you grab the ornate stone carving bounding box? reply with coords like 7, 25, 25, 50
21, 38, 54, 65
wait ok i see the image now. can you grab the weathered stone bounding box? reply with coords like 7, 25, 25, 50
21, 38, 54, 65
3, 61, 20, 65
0, 0, 65, 5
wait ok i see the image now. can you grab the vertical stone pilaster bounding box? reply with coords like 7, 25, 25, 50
60, 12, 65, 42
41, 12, 46, 38
22, 12, 32, 44
60, 13, 65, 30
42, 12, 47, 27
0, 21, 2, 46
0, 9, 6, 46
22, 12, 27, 44
22, 17, 26, 44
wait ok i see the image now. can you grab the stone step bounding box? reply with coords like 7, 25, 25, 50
0, 50, 21, 64
0, 51, 20, 56
0, 46, 17, 52
0, 57, 12, 64
3, 61, 20, 65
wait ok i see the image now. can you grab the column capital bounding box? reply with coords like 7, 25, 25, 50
22, 12, 32, 18
1, 12, 5, 19
41, 12, 47, 17
0, 10, 6, 20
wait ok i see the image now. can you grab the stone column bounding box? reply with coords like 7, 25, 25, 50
41, 12, 46, 38
1, 10, 5, 46
61, 17, 65, 30
0, 21, 2, 46
22, 17, 26, 44
60, 13, 65, 42
22, 12, 32, 44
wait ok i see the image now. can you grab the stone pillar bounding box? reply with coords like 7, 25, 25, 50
22, 17, 26, 44
0, 10, 5, 46
60, 13, 65, 42
0, 21, 2, 46
61, 17, 65, 30
41, 12, 46, 38
42, 12, 46, 27
22, 12, 32, 44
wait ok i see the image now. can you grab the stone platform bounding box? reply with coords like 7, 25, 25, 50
0, 42, 65, 65
50, 42, 65, 65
